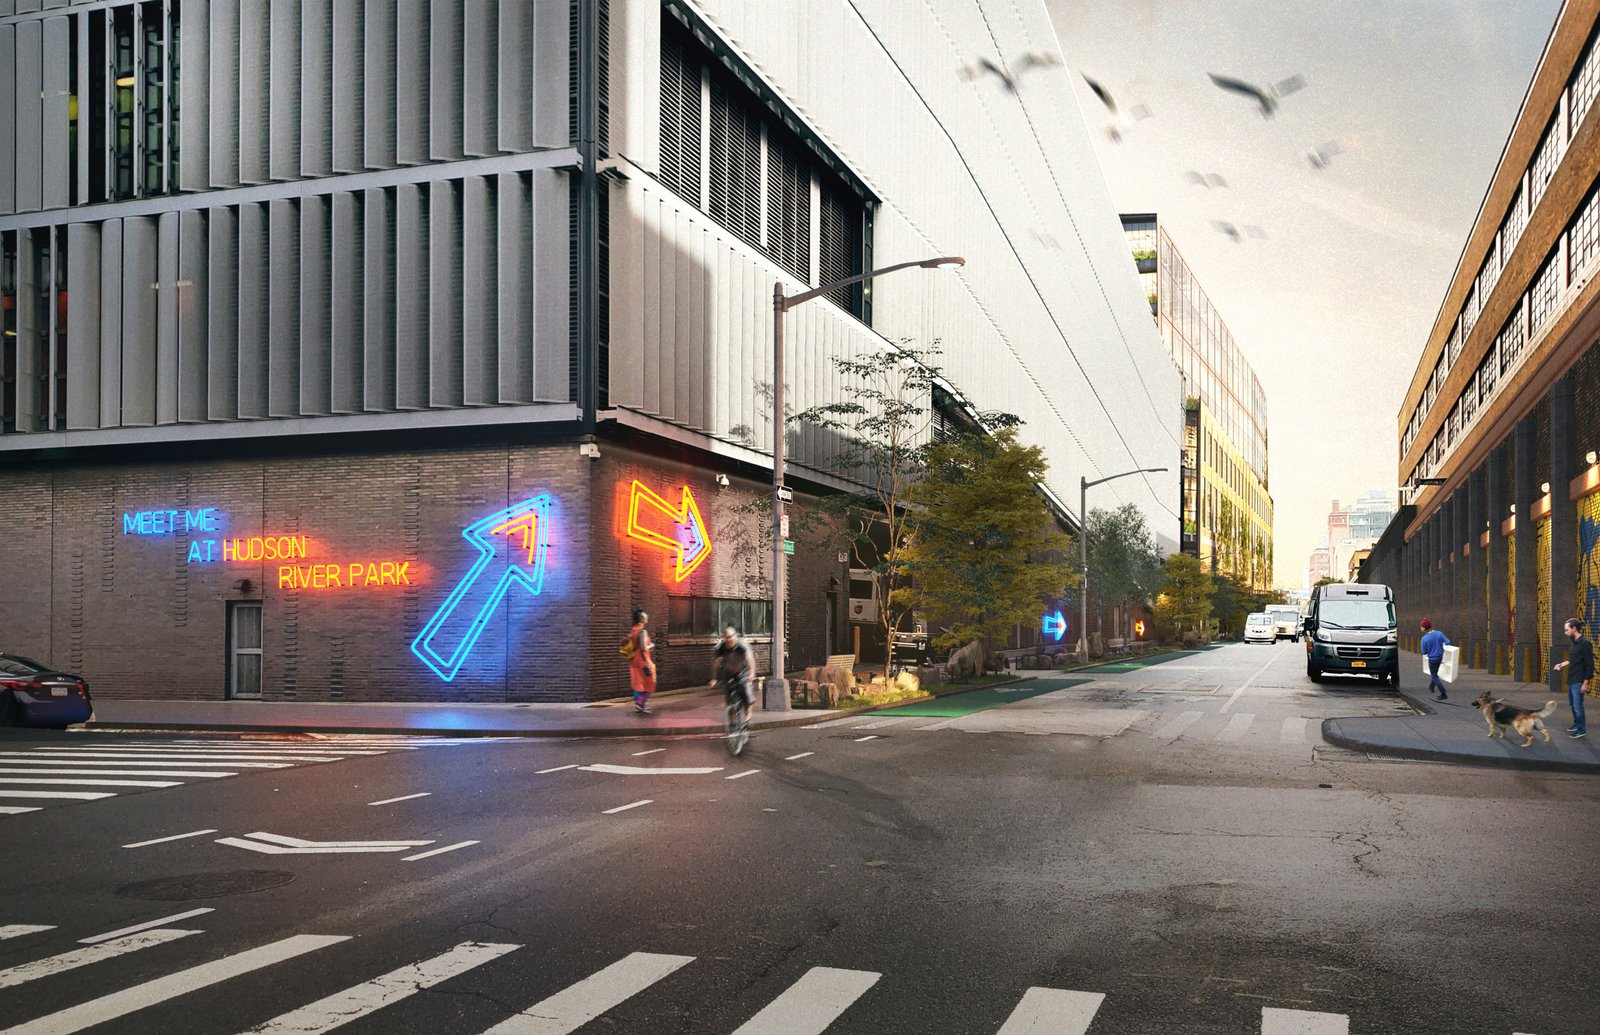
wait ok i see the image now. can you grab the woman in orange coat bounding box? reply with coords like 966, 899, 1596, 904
628, 608, 657, 713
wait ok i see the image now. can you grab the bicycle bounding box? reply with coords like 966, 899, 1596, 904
722, 675, 751, 756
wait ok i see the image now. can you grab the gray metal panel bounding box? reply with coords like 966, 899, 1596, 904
120, 216, 158, 427
269, 0, 302, 181
496, 171, 531, 403
0, 2, 13, 18
238, 0, 270, 184
209, 0, 241, 187
267, 197, 300, 415
461, 175, 495, 405
14, 228, 39, 430
362, 185, 395, 410
531, 0, 569, 148
393, 181, 427, 407
75, 8, 88, 203
331, 190, 363, 412
394, 0, 429, 165
530, 167, 568, 401
177, 209, 209, 423
362, 0, 396, 169
98, 218, 121, 427
14, 19, 43, 213
429, 0, 464, 161
65, 222, 101, 430
462, 0, 496, 157
428, 178, 462, 407
236, 202, 269, 417
300, 0, 333, 177
207, 205, 239, 420
178, 0, 210, 191
299, 195, 331, 415
496, 0, 530, 154
332, 0, 365, 173
155, 210, 178, 424
40, 17, 69, 210
0, 25, 14, 214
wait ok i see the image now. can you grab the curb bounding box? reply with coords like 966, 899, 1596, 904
1319, 717, 1600, 774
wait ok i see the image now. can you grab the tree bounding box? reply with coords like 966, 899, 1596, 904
1312, 575, 1340, 589
1085, 503, 1163, 641
901, 427, 1074, 654
1154, 552, 1214, 641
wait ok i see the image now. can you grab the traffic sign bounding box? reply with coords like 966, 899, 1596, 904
776, 485, 794, 504
782, 540, 796, 554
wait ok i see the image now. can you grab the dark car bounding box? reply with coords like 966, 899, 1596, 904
1303, 583, 1399, 687
0, 653, 94, 729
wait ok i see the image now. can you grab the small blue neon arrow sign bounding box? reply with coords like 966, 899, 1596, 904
411, 495, 552, 682
1041, 610, 1067, 642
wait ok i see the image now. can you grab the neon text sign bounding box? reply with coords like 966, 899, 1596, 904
411, 495, 552, 682
123, 507, 222, 535
625, 480, 711, 581
280, 562, 413, 590
223, 536, 310, 562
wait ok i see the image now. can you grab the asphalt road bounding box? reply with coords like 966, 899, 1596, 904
3, 641, 1597, 1034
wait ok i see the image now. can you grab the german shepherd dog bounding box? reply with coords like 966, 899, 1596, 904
1472, 691, 1558, 747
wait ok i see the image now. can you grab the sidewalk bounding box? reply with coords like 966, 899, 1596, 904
1322, 649, 1600, 773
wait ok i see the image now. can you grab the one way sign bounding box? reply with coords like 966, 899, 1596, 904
217, 832, 436, 855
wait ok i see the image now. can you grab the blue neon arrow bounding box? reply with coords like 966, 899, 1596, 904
1041, 610, 1067, 642
411, 495, 552, 682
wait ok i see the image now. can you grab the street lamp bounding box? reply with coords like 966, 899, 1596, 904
766, 255, 967, 711
1079, 467, 1168, 660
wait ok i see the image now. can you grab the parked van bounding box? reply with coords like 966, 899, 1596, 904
1303, 583, 1398, 687
1266, 605, 1302, 642
1244, 613, 1275, 643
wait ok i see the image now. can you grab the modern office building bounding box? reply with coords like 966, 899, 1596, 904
1123, 214, 1273, 588
0, 0, 1180, 702
1363, 0, 1599, 685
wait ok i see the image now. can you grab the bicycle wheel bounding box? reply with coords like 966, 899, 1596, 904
724, 697, 749, 756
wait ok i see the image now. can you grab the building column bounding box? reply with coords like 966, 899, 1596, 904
1514, 416, 1539, 683
1487, 441, 1510, 673
1467, 463, 1487, 668
1549, 375, 1578, 695
1449, 489, 1465, 642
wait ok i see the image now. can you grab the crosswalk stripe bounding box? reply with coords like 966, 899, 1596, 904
1214, 713, 1257, 742
45, 746, 384, 755
0, 928, 200, 990
0, 767, 235, 778
1154, 710, 1205, 739
2, 752, 343, 763
0, 790, 117, 800
80, 909, 216, 945
1261, 1007, 1348, 1034
0, 778, 181, 788
0, 806, 42, 814
995, 987, 1105, 1034
0, 755, 299, 767
1279, 717, 1309, 744
481, 952, 694, 1034
731, 966, 880, 1035
0, 926, 54, 940
0, 934, 351, 1035
245, 941, 521, 1033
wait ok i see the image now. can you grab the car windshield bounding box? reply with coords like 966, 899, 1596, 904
1247, 616, 1270, 626
1316, 600, 1395, 630
0, 656, 46, 676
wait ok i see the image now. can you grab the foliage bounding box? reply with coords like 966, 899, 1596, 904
1085, 504, 1164, 641
1211, 573, 1278, 637
900, 427, 1075, 654
1312, 575, 1340, 588
1153, 552, 1214, 639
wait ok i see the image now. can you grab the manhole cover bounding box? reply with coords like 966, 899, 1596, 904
117, 870, 296, 901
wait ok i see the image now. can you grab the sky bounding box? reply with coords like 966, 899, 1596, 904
1045, 0, 1562, 587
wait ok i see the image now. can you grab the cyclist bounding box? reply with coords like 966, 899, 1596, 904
709, 625, 756, 707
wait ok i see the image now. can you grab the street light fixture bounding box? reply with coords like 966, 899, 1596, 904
1079, 467, 1169, 660
766, 255, 967, 711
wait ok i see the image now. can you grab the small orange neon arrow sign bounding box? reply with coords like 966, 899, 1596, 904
626, 480, 712, 581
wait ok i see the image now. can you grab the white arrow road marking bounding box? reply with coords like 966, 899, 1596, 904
246, 941, 520, 1033
0, 926, 54, 940
367, 793, 431, 806
995, 987, 1105, 1034
0, 767, 235, 778
0, 934, 350, 1035
403, 841, 480, 862
216, 832, 435, 855
80, 909, 215, 944
0, 790, 116, 800
122, 829, 220, 849
481, 952, 694, 1034
579, 764, 723, 776
1261, 1008, 1349, 1035
0, 929, 201, 989
731, 967, 880, 1035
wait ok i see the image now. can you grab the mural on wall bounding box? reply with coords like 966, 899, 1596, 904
1537, 516, 1552, 674
625, 479, 713, 582
410, 495, 553, 683
1580, 493, 1600, 635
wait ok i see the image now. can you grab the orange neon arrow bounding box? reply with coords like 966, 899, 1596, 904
626, 480, 712, 581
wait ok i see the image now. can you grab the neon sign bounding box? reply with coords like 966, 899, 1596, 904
280, 562, 414, 590
123, 507, 222, 535
1041, 610, 1067, 642
223, 536, 310, 562
411, 495, 552, 682
625, 480, 711, 581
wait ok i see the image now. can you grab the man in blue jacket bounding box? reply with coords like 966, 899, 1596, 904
1553, 617, 1592, 739
1420, 618, 1450, 701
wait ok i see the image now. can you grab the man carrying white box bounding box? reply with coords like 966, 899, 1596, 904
1419, 618, 1451, 702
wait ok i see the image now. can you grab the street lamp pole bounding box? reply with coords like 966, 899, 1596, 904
1079, 467, 1169, 660
766, 255, 967, 711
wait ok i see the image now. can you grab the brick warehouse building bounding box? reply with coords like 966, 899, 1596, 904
0, 0, 1180, 703
1363, 0, 1600, 690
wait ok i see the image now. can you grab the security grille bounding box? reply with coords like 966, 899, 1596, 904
765, 136, 810, 282
708, 76, 764, 252
658, 30, 703, 207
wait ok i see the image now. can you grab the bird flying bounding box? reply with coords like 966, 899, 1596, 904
1185, 170, 1230, 189
961, 51, 1062, 94
1306, 140, 1345, 169
1207, 72, 1306, 117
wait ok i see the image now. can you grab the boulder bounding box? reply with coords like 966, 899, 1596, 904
947, 639, 985, 679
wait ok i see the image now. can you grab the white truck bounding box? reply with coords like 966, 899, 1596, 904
1266, 605, 1302, 642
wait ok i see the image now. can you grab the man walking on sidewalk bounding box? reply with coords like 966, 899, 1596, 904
1552, 618, 1591, 739
1420, 618, 1450, 701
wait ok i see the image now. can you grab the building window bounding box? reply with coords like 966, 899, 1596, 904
1529, 111, 1564, 209
1498, 300, 1526, 375
668, 596, 773, 638
228, 602, 263, 699
658, 29, 703, 208
1, 234, 15, 434
1528, 249, 1563, 332
765, 135, 811, 283
707, 76, 765, 252
1571, 182, 1600, 276
1503, 187, 1528, 258
98, 1, 178, 202
1570, 22, 1599, 138
1459, 288, 1477, 342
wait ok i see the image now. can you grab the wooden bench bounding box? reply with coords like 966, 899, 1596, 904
1107, 637, 1128, 655
823, 653, 857, 677
994, 648, 1033, 670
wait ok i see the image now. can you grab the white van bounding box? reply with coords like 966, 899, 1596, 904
1244, 612, 1275, 643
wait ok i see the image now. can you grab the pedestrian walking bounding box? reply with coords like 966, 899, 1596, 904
625, 608, 657, 714
1419, 618, 1450, 701
1552, 617, 1592, 739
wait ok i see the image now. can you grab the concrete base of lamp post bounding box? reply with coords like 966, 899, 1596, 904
763, 677, 790, 711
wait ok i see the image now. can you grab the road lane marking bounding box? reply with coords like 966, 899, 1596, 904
1280, 717, 1310, 744
482, 951, 694, 1034
0, 768, 235, 778
0, 934, 350, 1035
1221, 649, 1281, 713
784, 752, 814, 761
0, 929, 201, 989
403, 841, 481, 862
0, 758, 284, 769
630, 748, 666, 756
725, 769, 761, 780
246, 941, 520, 1033
1215, 713, 1257, 743
0, 926, 54, 940
46, 745, 385, 755
579, 764, 722, 776
2, 752, 343, 763
0, 790, 116, 800
80, 909, 216, 944
731, 966, 880, 1035
122, 830, 219, 849
602, 800, 652, 814
852, 736, 879, 742
536, 765, 580, 774
995, 987, 1105, 1034
1261, 1007, 1349, 1035
368, 792, 431, 806
0, 807, 41, 814
0, 778, 181, 788
1153, 711, 1204, 739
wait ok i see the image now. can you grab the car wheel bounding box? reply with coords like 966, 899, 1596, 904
0, 690, 21, 727
1307, 663, 1323, 684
